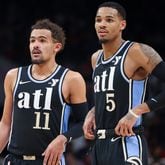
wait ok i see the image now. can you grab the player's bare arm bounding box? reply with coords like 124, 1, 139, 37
83, 107, 96, 140
128, 43, 163, 114
129, 43, 163, 113
0, 68, 17, 152
127, 43, 162, 78
115, 43, 164, 136
139, 43, 162, 70
63, 70, 87, 104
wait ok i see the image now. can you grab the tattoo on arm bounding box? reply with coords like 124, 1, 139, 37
140, 43, 162, 66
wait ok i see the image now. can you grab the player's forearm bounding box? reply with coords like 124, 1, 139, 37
86, 106, 95, 118
0, 122, 10, 153
130, 103, 150, 117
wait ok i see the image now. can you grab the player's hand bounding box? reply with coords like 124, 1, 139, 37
42, 134, 67, 165
83, 109, 96, 140
115, 111, 137, 137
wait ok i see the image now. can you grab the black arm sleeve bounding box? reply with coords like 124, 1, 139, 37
62, 102, 88, 142
146, 61, 165, 111
146, 91, 165, 111
151, 61, 165, 81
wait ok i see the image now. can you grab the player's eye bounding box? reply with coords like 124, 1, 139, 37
95, 18, 102, 23
30, 39, 35, 43
40, 38, 46, 43
106, 18, 113, 23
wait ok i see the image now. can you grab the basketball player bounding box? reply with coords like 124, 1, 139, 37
0, 19, 88, 165
83, 2, 165, 165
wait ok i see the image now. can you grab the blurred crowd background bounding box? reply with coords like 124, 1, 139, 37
0, 0, 165, 164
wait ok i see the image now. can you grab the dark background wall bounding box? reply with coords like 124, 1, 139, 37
0, 0, 164, 64
0, 0, 165, 164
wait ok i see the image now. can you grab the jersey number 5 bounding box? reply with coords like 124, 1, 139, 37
106, 93, 115, 112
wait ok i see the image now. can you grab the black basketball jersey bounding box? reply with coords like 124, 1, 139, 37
93, 41, 148, 129
8, 65, 71, 155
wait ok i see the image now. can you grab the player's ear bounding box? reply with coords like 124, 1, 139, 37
54, 42, 62, 53
120, 20, 126, 31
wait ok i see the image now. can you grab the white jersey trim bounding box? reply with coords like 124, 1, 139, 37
8, 67, 22, 148
27, 65, 61, 83
120, 41, 134, 82
58, 69, 69, 105
101, 40, 130, 65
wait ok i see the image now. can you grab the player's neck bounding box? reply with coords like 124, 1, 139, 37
102, 39, 125, 60
31, 62, 58, 80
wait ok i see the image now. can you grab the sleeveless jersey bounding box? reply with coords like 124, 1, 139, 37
93, 41, 148, 129
8, 65, 71, 155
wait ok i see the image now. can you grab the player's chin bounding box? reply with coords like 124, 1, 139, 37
98, 38, 109, 44
31, 58, 44, 64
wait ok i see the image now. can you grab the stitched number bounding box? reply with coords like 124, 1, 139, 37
106, 93, 115, 112
33, 112, 50, 130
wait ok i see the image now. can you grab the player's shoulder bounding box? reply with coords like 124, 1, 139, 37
67, 69, 82, 77
91, 49, 102, 60
4, 68, 19, 90
63, 69, 86, 92
91, 49, 102, 69
5, 68, 19, 79
128, 42, 162, 65
65, 69, 85, 83
129, 42, 153, 53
